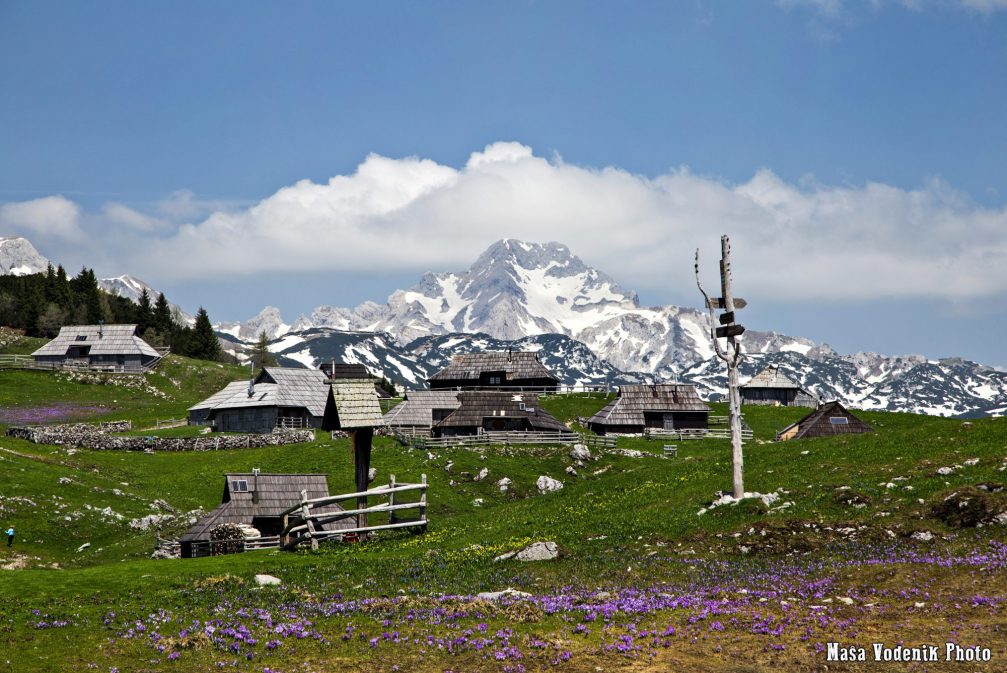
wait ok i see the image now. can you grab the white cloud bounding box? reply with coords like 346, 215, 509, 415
0, 195, 83, 241
5, 142, 1007, 304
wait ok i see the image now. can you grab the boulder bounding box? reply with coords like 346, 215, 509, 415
474, 467, 489, 482
477, 588, 532, 601
76, 542, 91, 553
570, 444, 591, 461
515, 541, 560, 562
254, 574, 282, 586
536, 476, 564, 494
496, 477, 512, 493
368, 467, 377, 483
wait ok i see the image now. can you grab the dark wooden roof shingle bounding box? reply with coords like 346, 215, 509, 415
587, 384, 710, 426
435, 391, 567, 432
428, 351, 559, 383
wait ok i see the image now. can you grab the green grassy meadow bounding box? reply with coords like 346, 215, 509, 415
1, 347, 1007, 672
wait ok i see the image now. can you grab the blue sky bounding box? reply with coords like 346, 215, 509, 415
2, 1, 1006, 364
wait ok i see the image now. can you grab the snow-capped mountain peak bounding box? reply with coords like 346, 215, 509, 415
0, 236, 50, 276
98, 274, 195, 325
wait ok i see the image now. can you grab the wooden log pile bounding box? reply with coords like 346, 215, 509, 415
5, 423, 314, 451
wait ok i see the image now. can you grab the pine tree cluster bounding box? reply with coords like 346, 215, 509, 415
0, 265, 222, 361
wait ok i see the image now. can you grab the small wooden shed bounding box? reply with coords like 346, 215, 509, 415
320, 362, 391, 398
427, 351, 560, 391
32, 324, 162, 372
328, 378, 385, 530
588, 384, 710, 436
776, 401, 874, 441
179, 473, 353, 558
382, 390, 461, 434
433, 391, 567, 437
741, 366, 817, 407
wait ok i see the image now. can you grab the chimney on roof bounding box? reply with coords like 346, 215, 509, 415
507, 348, 512, 363
247, 360, 255, 398
98, 320, 104, 339
252, 468, 260, 503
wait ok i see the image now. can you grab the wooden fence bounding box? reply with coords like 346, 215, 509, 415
185, 536, 282, 558
279, 474, 428, 550
644, 427, 753, 441
395, 431, 615, 450
153, 418, 187, 429
0, 354, 51, 371
0, 353, 166, 374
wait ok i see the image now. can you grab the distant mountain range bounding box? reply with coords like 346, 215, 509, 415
5, 235, 1006, 417
217, 239, 1007, 418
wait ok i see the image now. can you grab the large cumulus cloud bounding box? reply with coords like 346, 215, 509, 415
3, 141, 1006, 302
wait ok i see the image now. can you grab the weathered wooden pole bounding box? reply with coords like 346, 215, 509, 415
352, 428, 374, 530
696, 235, 746, 499
719, 236, 745, 498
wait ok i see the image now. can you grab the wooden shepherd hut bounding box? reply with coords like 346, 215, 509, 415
741, 366, 817, 407
588, 384, 711, 436
382, 390, 461, 434
179, 473, 353, 558
427, 351, 560, 391
433, 391, 567, 437
187, 366, 337, 432
32, 324, 162, 372
776, 401, 873, 441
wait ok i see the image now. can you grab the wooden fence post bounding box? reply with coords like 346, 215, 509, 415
388, 474, 397, 525
353, 428, 374, 530
300, 488, 318, 551
419, 473, 427, 531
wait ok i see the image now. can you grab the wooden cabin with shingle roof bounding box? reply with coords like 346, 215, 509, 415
588, 384, 711, 436
776, 401, 873, 441
433, 391, 567, 437
32, 324, 162, 372
427, 351, 559, 391
188, 367, 383, 433
383, 390, 461, 433
179, 473, 353, 558
741, 366, 817, 407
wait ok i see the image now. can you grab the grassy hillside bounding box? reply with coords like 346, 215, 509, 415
1, 357, 1006, 672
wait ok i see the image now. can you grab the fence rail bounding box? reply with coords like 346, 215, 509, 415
0, 354, 52, 371
644, 427, 754, 440
277, 416, 309, 429
186, 535, 281, 558
0, 353, 165, 374
154, 418, 187, 429
396, 430, 617, 450
280, 474, 427, 550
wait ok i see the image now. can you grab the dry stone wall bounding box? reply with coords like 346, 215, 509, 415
5, 422, 314, 451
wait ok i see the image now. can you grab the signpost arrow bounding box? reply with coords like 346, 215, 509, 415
716, 324, 746, 339
707, 297, 747, 310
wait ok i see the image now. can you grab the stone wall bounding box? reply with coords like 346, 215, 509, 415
5, 422, 314, 451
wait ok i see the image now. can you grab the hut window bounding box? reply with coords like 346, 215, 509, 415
231, 479, 249, 492
829, 417, 849, 425
488, 375, 502, 385
75, 335, 87, 341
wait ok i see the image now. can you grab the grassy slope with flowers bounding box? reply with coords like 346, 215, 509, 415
1, 339, 1007, 671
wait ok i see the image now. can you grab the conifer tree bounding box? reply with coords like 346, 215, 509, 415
137, 288, 153, 332
55, 265, 73, 310
191, 307, 220, 361
153, 293, 173, 333
252, 330, 276, 371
